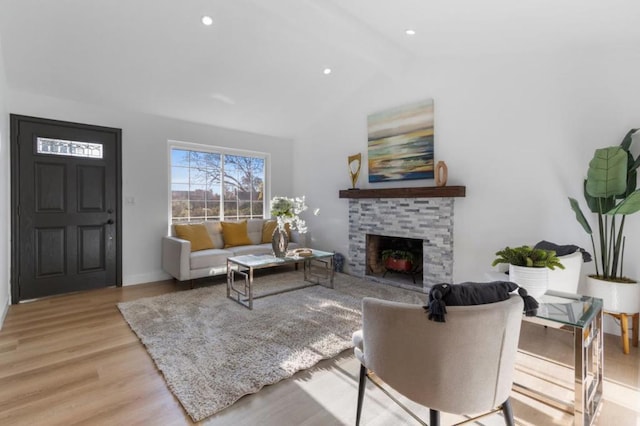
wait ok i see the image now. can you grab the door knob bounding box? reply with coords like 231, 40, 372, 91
106, 219, 114, 225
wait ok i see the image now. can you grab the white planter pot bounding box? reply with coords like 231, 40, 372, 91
583, 276, 640, 314
547, 252, 583, 294
509, 265, 549, 298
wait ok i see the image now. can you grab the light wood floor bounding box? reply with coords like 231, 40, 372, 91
0, 278, 638, 426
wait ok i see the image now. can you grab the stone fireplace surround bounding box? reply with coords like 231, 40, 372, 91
341, 186, 465, 292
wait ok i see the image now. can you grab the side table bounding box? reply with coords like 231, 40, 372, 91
514, 290, 603, 426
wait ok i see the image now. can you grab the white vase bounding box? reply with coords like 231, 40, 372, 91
509, 265, 549, 298
583, 276, 640, 314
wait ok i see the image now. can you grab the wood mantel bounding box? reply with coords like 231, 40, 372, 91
339, 186, 466, 199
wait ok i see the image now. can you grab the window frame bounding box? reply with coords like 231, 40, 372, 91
167, 140, 270, 224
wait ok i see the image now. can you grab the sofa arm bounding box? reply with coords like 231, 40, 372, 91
162, 236, 191, 281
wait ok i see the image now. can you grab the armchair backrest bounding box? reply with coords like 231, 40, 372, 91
361, 295, 523, 415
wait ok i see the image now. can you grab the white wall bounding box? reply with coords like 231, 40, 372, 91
4, 46, 639, 336
293, 48, 640, 334
0, 36, 9, 325
8, 91, 295, 285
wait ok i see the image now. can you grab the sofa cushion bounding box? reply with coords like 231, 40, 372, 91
173, 223, 214, 252
190, 248, 234, 270
229, 244, 274, 257
246, 219, 265, 245
229, 242, 301, 257
203, 221, 224, 249
221, 220, 253, 248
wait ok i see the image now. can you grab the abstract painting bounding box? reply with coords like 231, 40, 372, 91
367, 99, 434, 182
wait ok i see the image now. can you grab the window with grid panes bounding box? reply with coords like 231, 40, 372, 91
170, 147, 266, 223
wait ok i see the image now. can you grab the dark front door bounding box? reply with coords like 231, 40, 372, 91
11, 115, 122, 302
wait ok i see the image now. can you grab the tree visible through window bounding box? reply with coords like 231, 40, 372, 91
171, 147, 265, 222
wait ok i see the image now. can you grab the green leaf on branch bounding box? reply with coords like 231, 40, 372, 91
586, 147, 628, 198
569, 197, 593, 234
619, 128, 639, 152
606, 190, 640, 216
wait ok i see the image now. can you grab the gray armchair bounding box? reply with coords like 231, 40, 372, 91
352, 295, 524, 426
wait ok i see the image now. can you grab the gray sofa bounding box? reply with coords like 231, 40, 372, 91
162, 218, 303, 282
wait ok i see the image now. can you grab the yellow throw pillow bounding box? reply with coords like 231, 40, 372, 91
221, 220, 253, 248
262, 220, 291, 243
174, 223, 214, 252
262, 220, 278, 243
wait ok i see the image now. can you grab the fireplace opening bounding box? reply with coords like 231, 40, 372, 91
366, 234, 423, 290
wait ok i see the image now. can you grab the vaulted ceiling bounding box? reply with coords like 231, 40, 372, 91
1, 0, 639, 138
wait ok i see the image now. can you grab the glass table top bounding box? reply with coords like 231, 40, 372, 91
228, 249, 334, 268
534, 290, 603, 327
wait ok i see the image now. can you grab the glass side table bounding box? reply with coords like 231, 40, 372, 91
515, 290, 603, 426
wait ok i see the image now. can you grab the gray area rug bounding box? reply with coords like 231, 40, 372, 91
118, 271, 426, 422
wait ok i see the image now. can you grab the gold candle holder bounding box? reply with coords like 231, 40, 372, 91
348, 153, 362, 189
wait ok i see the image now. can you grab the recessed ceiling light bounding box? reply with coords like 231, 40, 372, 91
202, 16, 213, 26
323, 68, 332, 75
405, 29, 416, 36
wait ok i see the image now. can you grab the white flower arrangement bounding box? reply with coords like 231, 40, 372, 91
270, 196, 318, 233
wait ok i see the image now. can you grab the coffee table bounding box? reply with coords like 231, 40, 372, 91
515, 290, 603, 426
226, 250, 335, 309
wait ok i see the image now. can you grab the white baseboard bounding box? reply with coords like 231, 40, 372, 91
123, 270, 172, 286
0, 300, 9, 331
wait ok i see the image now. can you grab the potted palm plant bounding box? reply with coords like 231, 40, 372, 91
569, 128, 640, 313
492, 245, 564, 297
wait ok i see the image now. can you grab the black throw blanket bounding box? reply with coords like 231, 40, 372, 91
425, 281, 539, 322
533, 240, 592, 263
